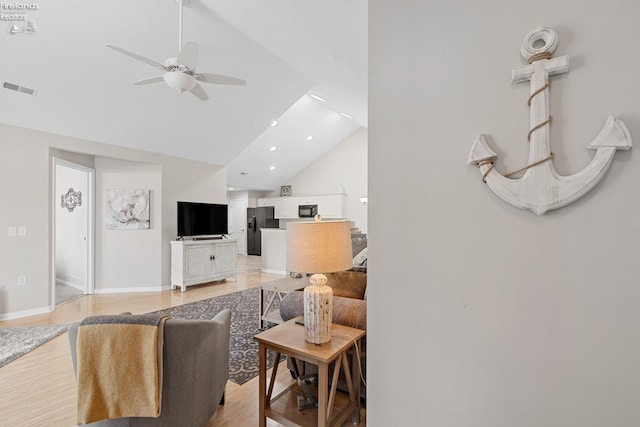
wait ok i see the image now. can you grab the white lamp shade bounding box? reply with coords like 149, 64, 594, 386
286, 220, 353, 274
287, 219, 352, 344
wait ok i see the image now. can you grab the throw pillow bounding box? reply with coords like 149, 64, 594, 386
353, 247, 367, 267
325, 271, 367, 300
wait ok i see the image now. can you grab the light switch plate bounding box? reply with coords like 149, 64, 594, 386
18, 226, 26, 236
8, 226, 16, 237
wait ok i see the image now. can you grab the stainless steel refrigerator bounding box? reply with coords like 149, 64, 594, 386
247, 206, 279, 255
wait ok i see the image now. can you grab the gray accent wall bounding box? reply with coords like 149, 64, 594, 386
369, 1, 640, 426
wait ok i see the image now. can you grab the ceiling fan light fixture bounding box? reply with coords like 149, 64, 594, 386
107, 0, 244, 99
163, 71, 197, 92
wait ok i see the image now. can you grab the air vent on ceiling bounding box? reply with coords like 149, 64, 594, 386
3, 82, 36, 95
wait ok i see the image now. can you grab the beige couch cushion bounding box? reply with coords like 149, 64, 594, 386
325, 271, 367, 300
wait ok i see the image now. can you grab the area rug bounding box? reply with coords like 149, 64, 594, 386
0, 324, 68, 369
0, 287, 285, 384
150, 286, 284, 385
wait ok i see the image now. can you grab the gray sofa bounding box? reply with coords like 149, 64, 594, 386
68, 309, 231, 427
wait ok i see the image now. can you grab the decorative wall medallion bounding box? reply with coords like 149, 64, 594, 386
280, 185, 292, 197
468, 27, 631, 215
61, 188, 82, 212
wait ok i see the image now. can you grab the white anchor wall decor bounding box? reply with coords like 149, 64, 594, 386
468, 27, 631, 215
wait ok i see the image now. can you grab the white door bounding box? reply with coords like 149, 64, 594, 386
229, 198, 248, 254
53, 158, 95, 302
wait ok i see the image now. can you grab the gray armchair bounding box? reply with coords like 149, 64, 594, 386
68, 309, 231, 427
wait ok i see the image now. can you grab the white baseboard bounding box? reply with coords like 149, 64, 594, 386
0, 286, 172, 320
93, 285, 172, 294
0, 305, 54, 321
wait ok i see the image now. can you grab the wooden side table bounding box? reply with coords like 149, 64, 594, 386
254, 318, 366, 427
258, 277, 306, 329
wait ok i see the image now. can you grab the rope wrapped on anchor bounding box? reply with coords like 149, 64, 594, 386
477, 52, 554, 182
478, 159, 494, 183
504, 152, 554, 178
528, 51, 552, 64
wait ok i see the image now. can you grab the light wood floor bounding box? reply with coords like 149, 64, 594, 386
0, 255, 366, 427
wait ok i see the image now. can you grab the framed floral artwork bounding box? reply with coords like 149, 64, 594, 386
105, 189, 150, 230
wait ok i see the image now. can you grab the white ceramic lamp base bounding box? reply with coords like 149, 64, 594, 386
303, 273, 333, 344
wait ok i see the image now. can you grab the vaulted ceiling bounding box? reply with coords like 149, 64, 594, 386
0, 0, 367, 191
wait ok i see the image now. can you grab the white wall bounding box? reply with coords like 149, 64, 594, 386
0, 123, 226, 318
95, 158, 162, 291
160, 159, 228, 284
0, 132, 50, 317
369, 1, 640, 426
270, 128, 368, 232
51, 149, 95, 169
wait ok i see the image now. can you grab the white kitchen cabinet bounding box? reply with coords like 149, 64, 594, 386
274, 197, 298, 218
257, 194, 346, 219
170, 239, 237, 292
296, 196, 318, 205
316, 194, 346, 218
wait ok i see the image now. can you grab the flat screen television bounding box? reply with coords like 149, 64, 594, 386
177, 201, 228, 237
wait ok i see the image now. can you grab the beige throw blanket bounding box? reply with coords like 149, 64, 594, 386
76, 314, 168, 425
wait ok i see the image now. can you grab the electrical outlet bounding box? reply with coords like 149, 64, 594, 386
17, 226, 26, 236
8, 226, 16, 237
18, 275, 26, 286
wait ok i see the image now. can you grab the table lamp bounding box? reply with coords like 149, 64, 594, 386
286, 218, 353, 344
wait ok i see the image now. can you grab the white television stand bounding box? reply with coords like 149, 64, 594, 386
170, 239, 237, 292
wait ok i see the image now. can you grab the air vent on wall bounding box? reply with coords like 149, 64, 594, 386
2, 82, 36, 95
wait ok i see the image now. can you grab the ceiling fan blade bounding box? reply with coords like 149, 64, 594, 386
190, 83, 209, 101
132, 76, 165, 86
178, 41, 199, 69
196, 73, 246, 86
106, 44, 166, 70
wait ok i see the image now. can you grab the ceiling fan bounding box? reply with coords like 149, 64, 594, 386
106, 0, 245, 101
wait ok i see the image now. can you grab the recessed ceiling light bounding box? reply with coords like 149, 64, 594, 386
228, 187, 235, 190
306, 136, 313, 142
270, 146, 277, 152
270, 120, 278, 127
269, 166, 276, 171
309, 94, 326, 102
339, 112, 353, 119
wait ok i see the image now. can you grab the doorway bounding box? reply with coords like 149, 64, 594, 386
52, 158, 95, 304
229, 198, 248, 254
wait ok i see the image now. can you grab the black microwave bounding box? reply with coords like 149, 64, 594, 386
298, 204, 318, 218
